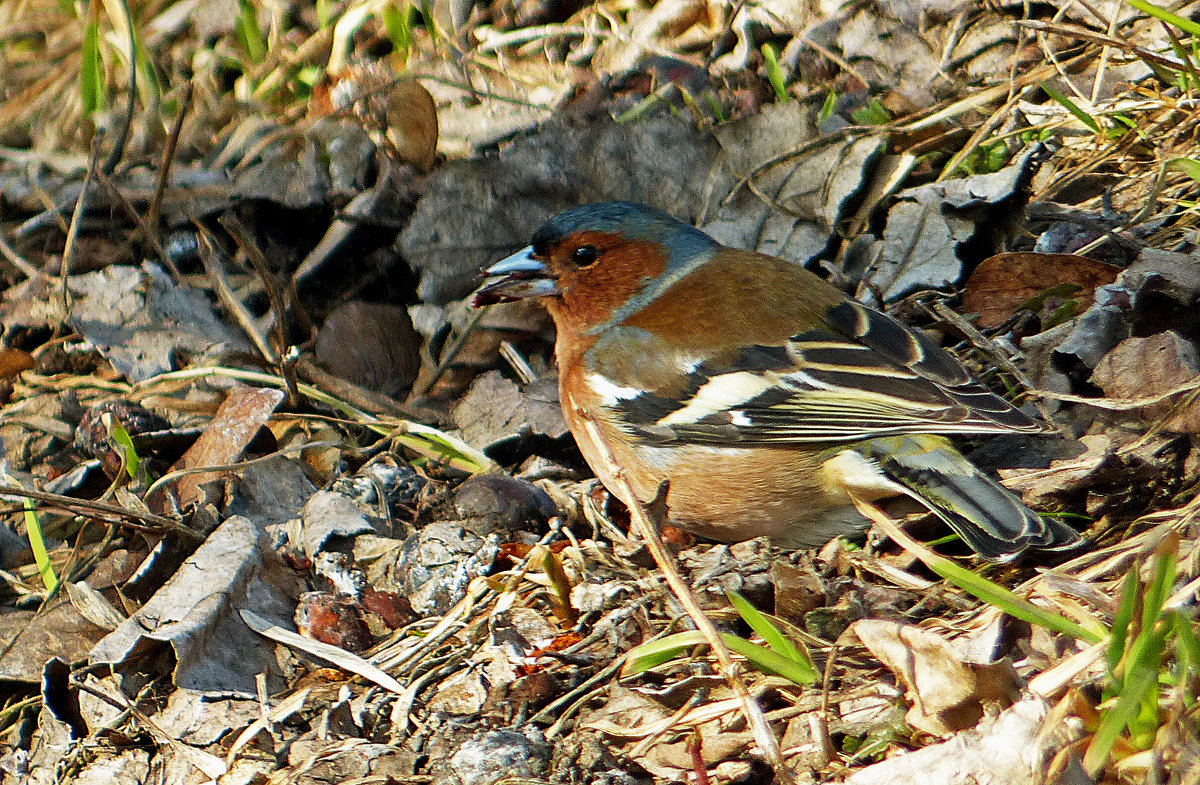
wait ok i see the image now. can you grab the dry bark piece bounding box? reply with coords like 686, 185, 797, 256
315, 301, 422, 397
963, 252, 1121, 329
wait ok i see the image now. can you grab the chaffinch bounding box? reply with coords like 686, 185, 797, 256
473, 201, 1081, 561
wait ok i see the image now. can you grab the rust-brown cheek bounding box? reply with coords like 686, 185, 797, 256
547, 234, 668, 336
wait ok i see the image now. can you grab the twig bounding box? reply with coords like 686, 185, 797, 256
568, 392, 795, 784
0, 483, 201, 541
146, 80, 194, 251
0, 231, 47, 281
194, 226, 277, 363
59, 140, 105, 318
218, 213, 300, 405
92, 166, 181, 280
101, 0, 137, 175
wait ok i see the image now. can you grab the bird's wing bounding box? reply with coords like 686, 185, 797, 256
586, 300, 1047, 447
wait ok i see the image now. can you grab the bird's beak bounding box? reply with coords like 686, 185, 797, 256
472, 246, 560, 306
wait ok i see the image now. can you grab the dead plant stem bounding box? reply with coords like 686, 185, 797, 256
569, 392, 795, 784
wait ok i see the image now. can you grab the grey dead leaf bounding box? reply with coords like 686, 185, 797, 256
452, 371, 568, 452
0, 597, 108, 682
90, 515, 300, 696
426, 667, 491, 716
865, 145, 1042, 302
838, 10, 944, 108
226, 456, 317, 529
590, 0, 721, 73
435, 728, 552, 785
1003, 431, 1184, 520
705, 102, 886, 266
399, 112, 725, 304
154, 688, 261, 747
851, 618, 1019, 736
44, 263, 248, 383
1053, 248, 1200, 377
294, 489, 377, 558
419, 58, 562, 157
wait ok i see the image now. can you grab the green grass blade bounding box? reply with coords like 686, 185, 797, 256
928, 557, 1104, 643
1127, 0, 1200, 37
623, 629, 818, 685
383, 3, 414, 58
623, 630, 707, 674
1125, 627, 1168, 748
235, 0, 268, 63
24, 500, 59, 593
1084, 657, 1160, 774
761, 44, 787, 102
1040, 82, 1101, 134
1108, 568, 1139, 676
81, 17, 104, 115
107, 417, 140, 480
1141, 545, 1176, 635
727, 590, 818, 682
1173, 611, 1200, 683
722, 634, 818, 685
818, 90, 837, 123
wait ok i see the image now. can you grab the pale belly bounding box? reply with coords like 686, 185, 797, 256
584, 435, 874, 549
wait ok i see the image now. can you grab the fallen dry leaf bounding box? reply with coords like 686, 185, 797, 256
1090, 330, 1200, 434
962, 252, 1120, 329
852, 618, 1019, 736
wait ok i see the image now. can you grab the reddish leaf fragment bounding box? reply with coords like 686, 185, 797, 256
152, 387, 285, 511
963, 253, 1120, 329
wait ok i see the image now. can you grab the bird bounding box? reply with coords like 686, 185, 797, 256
473, 201, 1081, 561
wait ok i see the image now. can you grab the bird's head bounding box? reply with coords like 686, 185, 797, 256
473, 201, 717, 332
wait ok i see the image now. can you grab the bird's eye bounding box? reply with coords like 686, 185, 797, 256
571, 245, 600, 267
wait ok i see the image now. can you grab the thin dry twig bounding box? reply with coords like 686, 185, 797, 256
146, 80, 195, 255
0, 483, 201, 541
195, 226, 278, 363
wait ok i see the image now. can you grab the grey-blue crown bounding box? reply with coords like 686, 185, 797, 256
531, 201, 717, 262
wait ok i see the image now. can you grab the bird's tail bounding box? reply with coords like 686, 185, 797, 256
858, 435, 1082, 562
